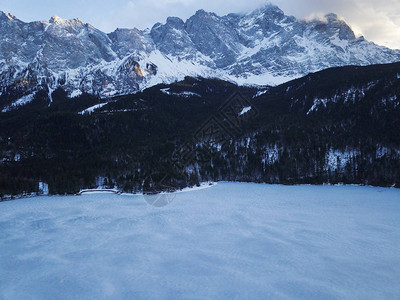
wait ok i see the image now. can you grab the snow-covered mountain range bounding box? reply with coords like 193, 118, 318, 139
1, 4, 400, 99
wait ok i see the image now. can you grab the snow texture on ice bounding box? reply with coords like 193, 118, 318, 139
0, 183, 399, 299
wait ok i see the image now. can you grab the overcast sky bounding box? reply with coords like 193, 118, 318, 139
0, 0, 399, 49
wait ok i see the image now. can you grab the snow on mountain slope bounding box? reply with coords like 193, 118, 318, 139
0, 5, 400, 102
1, 92, 36, 112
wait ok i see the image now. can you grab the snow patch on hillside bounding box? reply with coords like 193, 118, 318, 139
253, 89, 268, 98
262, 145, 280, 165
70, 89, 82, 98
79, 103, 108, 115
160, 87, 201, 98
325, 148, 360, 171
2, 93, 36, 112
239, 106, 252, 116
307, 97, 329, 114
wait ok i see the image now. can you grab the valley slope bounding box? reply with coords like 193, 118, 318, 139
1, 62, 400, 195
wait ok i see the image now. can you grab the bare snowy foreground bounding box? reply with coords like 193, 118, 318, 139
1, 183, 400, 299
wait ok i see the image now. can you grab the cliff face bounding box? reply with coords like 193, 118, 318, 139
1, 5, 400, 102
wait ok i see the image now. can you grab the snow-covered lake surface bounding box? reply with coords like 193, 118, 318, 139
1, 183, 400, 299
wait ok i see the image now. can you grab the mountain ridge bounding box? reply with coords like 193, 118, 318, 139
1, 4, 400, 104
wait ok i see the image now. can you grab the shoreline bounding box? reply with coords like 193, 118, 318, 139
1, 181, 398, 203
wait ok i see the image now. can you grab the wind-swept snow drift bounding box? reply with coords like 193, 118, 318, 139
1, 183, 399, 299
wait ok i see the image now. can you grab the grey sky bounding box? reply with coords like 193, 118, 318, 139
0, 0, 399, 49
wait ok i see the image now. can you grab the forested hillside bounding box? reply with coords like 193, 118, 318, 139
1, 63, 400, 197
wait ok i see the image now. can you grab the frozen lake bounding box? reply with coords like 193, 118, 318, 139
1, 183, 399, 299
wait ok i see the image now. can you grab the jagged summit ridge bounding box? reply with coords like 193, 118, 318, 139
1, 4, 400, 102
48, 15, 84, 26
0, 10, 17, 21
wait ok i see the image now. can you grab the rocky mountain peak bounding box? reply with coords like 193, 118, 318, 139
48, 15, 84, 27
191, 9, 219, 20
325, 13, 339, 21
306, 13, 356, 40
166, 17, 185, 28
0, 5, 399, 101
259, 3, 284, 14
49, 15, 65, 24
0, 11, 17, 22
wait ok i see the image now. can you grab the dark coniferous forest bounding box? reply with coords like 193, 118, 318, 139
1, 62, 400, 197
